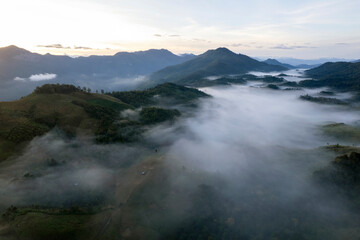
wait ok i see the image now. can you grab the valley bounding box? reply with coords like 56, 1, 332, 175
0, 43, 359, 239
0, 66, 359, 239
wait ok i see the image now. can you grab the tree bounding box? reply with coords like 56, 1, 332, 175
87, 88, 91, 93
101, 89, 105, 94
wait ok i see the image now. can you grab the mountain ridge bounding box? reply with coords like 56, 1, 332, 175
148, 47, 287, 86
0, 45, 195, 81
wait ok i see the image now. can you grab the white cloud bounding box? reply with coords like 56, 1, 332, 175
29, 73, 57, 81
14, 77, 26, 81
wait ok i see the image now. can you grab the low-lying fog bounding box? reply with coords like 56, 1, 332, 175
146, 83, 360, 238
1, 72, 360, 238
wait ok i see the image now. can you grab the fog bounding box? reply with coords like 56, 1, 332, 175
0, 129, 152, 210
1, 79, 360, 238
143, 84, 360, 238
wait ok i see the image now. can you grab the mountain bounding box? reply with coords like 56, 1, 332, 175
263, 58, 294, 69
300, 62, 360, 91
0, 45, 72, 80
0, 45, 194, 81
148, 47, 287, 86
306, 62, 360, 79
0, 45, 196, 100
276, 57, 356, 66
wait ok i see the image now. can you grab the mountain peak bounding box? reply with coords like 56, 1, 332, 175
264, 58, 281, 64
202, 47, 237, 58
215, 47, 233, 52
0, 45, 31, 57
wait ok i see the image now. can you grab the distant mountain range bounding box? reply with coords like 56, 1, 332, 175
148, 48, 287, 86
270, 57, 356, 66
0, 45, 194, 81
262, 58, 323, 69
0, 45, 196, 100
1, 45, 359, 101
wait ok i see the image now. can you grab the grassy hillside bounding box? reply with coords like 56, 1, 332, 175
0, 84, 132, 161
0, 83, 208, 162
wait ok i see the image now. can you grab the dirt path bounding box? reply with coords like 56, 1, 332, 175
93, 154, 164, 240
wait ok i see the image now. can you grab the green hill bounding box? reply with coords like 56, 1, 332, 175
0, 84, 132, 161
0, 83, 208, 162
108, 82, 209, 107
148, 48, 287, 86
302, 62, 360, 91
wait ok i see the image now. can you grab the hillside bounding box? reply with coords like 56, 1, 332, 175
0, 84, 130, 161
109, 82, 209, 107
302, 62, 360, 91
0, 83, 208, 162
148, 48, 287, 86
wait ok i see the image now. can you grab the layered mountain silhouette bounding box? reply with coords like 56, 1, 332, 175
148, 48, 287, 86
0, 45, 195, 81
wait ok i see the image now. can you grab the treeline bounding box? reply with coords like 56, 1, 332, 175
34, 84, 106, 94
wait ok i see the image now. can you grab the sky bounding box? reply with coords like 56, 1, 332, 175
0, 0, 359, 58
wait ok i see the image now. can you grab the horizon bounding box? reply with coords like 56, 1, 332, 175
1, 44, 357, 61
1, 0, 359, 58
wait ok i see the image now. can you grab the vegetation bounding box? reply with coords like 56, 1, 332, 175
314, 151, 360, 204
299, 94, 348, 105
302, 62, 360, 92
108, 82, 209, 107
322, 123, 360, 143
34, 84, 82, 94
139, 107, 180, 124
1, 206, 104, 240
280, 81, 299, 87
0, 83, 208, 161
319, 90, 335, 96
148, 47, 286, 86
322, 144, 360, 154
266, 84, 280, 90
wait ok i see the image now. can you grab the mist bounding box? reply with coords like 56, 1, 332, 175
0, 129, 153, 210
141, 84, 360, 239
1, 77, 360, 239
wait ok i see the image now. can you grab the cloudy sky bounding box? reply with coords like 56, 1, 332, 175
1, 0, 359, 58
